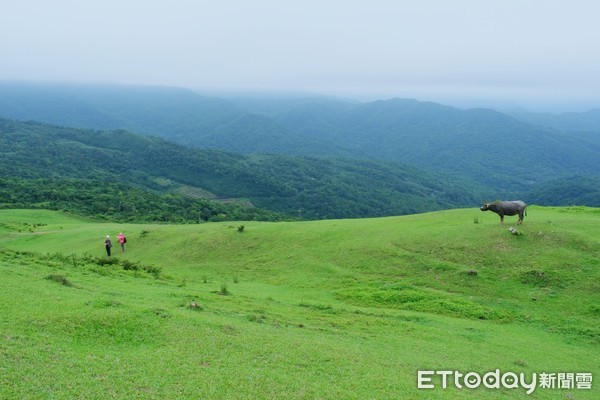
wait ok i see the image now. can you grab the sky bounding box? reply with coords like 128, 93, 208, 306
1, 0, 600, 111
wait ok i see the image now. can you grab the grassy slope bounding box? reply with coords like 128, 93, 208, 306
0, 207, 598, 399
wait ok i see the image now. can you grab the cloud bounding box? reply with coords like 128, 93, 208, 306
1, 0, 600, 109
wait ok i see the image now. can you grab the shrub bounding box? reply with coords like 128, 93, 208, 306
85, 255, 161, 278
247, 314, 266, 323
45, 274, 73, 287
121, 259, 140, 271
219, 283, 229, 296
95, 257, 120, 266
143, 264, 162, 278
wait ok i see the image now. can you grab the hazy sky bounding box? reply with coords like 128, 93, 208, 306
2, 0, 600, 109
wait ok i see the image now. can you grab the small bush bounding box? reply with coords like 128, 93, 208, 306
247, 314, 266, 323
589, 305, 600, 317
219, 283, 229, 296
95, 257, 120, 266
85, 256, 161, 278
45, 274, 73, 287
237, 225, 245, 233
121, 259, 140, 271
143, 264, 162, 278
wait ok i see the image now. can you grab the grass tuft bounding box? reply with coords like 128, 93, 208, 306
44, 274, 73, 287
219, 283, 230, 296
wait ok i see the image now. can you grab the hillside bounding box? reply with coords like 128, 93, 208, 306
509, 108, 600, 142
0, 208, 598, 399
274, 99, 600, 192
0, 118, 483, 220
2, 82, 599, 203
0, 81, 345, 156
0, 81, 242, 136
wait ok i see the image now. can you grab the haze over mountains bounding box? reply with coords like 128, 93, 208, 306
1, 81, 599, 218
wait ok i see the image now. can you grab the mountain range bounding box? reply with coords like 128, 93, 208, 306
0, 117, 484, 220
1, 81, 599, 218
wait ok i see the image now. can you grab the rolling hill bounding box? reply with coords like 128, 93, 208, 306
273, 98, 600, 192
0, 118, 484, 220
509, 108, 600, 140
2, 81, 599, 204
0, 207, 598, 398
0, 81, 346, 156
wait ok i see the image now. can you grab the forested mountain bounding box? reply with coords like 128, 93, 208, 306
0, 177, 282, 223
0, 82, 346, 156
0, 118, 483, 220
199, 113, 350, 157
1, 81, 599, 207
508, 108, 600, 133
272, 99, 600, 192
525, 175, 600, 207
508, 108, 600, 146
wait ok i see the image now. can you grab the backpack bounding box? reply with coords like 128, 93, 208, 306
123, 236, 127, 244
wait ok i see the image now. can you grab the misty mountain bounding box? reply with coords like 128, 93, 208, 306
508, 108, 600, 146
273, 98, 600, 192
509, 108, 600, 133
226, 95, 357, 119
0, 118, 484, 219
525, 175, 600, 207
1, 81, 599, 205
0, 81, 243, 136
199, 113, 351, 157
0, 81, 350, 157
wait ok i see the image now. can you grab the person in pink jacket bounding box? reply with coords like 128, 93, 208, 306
118, 232, 126, 253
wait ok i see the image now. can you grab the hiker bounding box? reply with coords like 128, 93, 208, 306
118, 232, 126, 253
105, 235, 112, 256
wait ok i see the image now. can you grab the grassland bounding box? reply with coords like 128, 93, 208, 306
1, 207, 598, 399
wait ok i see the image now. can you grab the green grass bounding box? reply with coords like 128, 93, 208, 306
0, 207, 598, 399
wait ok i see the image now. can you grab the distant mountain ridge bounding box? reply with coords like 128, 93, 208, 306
1, 81, 599, 206
508, 108, 600, 147
272, 99, 600, 191
0, 118, 483, 219
509, 108, 600, 134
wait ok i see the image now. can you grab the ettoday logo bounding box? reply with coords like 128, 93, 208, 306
417, 370, 593, 395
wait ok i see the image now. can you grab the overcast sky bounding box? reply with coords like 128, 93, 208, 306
1, 0, 599, 110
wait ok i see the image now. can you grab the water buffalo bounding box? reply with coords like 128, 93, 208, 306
480, 201, 527, 224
